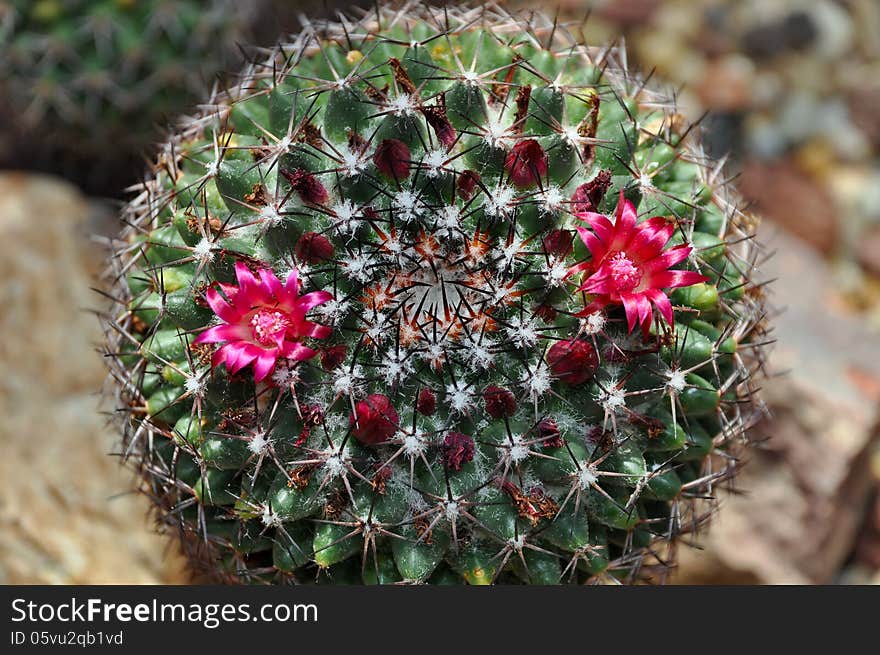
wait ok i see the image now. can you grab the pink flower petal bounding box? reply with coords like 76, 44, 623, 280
295, 290, 333, 313
620, 293, 653, 333
637, 293, 652, 328
212, 344, 230, 370
252, 351, 278, 382
652, 269, 709, 289
574, 225, 603, 259
574, 298, 610, 318
225, 342, 260, 374
574, 211, 607, 225
234, 261, 261, 298
581, 268, 614, 295
586, 213, 616, 246
284, 267, 300, 296
642, 243, 692, 275
627, 217, 675, 262
619, 293, 639, 333
283, 342, 318, 361
644, 288, 674, 327
566, 259, 593, 280
204, 287, 239, 323
258, 267, 285, 301
309, 323, 332, 339
615, 194, 637, 233
193, 323, 248, 344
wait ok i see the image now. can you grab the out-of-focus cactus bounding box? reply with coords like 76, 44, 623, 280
101, 3, 770, 584
0, 0, 257, 194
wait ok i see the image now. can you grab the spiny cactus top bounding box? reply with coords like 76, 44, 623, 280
0, 0, 253, 192
101, 3, 769, 584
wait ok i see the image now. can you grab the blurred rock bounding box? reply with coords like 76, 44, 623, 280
595, 0, 660, 27
0, 173, 189, 584
701, 112, 744, 160
739, 158, 839, 255
741, 10, 816, 59
852, 489, 880, 572
674, 227, 880, 584
696, 55, 754, 112
810, 0, 855, 60
850, 86, 880, 149
744, 115, 789, 159
856, 226, 880, 278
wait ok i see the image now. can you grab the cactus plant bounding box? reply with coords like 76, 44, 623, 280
100, 3, 770, 584
0, 0, 257, 194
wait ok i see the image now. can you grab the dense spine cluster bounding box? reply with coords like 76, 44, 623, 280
0, 0, 254, 191
100, 3, 770, 584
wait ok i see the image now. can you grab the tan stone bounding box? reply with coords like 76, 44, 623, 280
0, 173, 189, 584
856, 226, 880, 279
696, 55, 755, 112
739, 159, 840, 256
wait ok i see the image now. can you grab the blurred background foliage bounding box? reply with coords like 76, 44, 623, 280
0, 0, 878, 584
0, 0, 366, 195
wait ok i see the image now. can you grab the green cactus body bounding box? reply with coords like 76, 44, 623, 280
0, 0, 254, 192
101, 4, 769, 584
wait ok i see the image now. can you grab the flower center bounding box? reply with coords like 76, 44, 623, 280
608, 252, 641, 292
249, 308, 290, 347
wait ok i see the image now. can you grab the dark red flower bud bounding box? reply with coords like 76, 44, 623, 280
546, 338, 599, 385
295, 231, 334, 263
537, 418, 564, 448
456, 169, 481, 201
320, 344, 348, 371
280, 168, 329, 205
416, 388, 437, 416
585, 425, 604, 443
373, 138, 411, 181
483, 385, 517, 418
571, 169, 612, 214
533, 303, 558, 323
441, 432, 475, 471
505, 139, 548, 188
349, 394, 399, 445
542, 229, 574, 258
421, 99, 457, 149
585, 425, 613, 449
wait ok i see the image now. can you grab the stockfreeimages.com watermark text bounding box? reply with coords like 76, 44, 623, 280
10, 597, 318, 630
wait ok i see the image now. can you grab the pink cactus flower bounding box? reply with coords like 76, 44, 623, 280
194, 262, 332, 382
568, 192, 708, 334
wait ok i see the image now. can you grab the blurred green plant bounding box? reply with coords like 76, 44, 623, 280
0, 0, 257, 194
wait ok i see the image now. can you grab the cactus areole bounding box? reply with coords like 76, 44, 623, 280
101, 4, 769, 584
